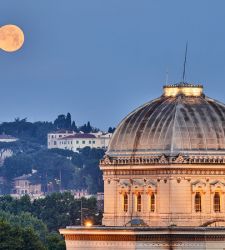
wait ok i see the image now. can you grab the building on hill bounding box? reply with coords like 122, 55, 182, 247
0, 149, 13, 166
71, 189, 90, 199
11, 174, 43, 199
0, 135, 17, 165
0, 134, 18, 143
60, 83, 225, 250
47, 130, 76, 148
48, 130, 112, 152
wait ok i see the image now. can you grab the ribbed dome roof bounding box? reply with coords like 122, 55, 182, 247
107, 84, 225, 158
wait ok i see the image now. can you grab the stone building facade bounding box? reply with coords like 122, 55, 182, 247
101, 83, 225, 228
12, 174, 43, 199
60, 83, 225, 249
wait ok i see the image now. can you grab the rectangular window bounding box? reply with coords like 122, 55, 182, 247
123, 193, 128, 212
82, 141, 85, 144
92, 141, 95, 144
137, 193, 141, 212
195, 192, 201, 212
214, 192, 221, 212
89, 141, 92, 144
76, 141, 79, 144
150, 194, 155, 212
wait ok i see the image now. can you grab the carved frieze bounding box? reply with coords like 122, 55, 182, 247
191, 180, 207, 193
210, 180, 225, 193
103, 169, 225, 177
100, 154, 225, 167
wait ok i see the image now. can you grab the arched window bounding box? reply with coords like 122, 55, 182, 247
214, 192, 221, 212
137, 193, 141, 212
195, 192, 201, 212
123, 193, 128, 212
150, 194, 155, 212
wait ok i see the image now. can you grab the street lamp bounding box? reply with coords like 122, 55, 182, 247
84, 220, 93, 227
76, 198, 98, 226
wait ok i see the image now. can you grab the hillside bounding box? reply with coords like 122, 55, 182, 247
0, 113, 112, 195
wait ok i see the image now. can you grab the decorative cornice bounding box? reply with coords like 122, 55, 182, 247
64, 233, 225, 242
103, 169, 225, 176
100, 154, 225, 167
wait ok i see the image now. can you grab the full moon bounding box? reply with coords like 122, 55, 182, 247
0, 24, 24, 52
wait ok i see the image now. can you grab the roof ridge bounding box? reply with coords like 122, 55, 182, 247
169, 95, 182, 156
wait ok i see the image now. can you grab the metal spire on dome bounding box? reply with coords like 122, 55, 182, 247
165, 67, 169, 85
163, 42, 203, 97
181, 42, 188, 84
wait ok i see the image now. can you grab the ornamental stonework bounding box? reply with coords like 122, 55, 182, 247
100, 154, 225, 167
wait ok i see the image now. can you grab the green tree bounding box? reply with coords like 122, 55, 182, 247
16, 195, 32, 214
1, 155, 33, 180
0, 219, 45, 250
108, 127, 115, 133
46, 232, 66, 250
79, 121, 92, 133
21, 227, 46, 250
71, 121, 78, 132
31, 192, 75, 231
0, 219, 23, 250
54, 115, 66, 129
32, 150, 75, 191
0, 210, 48, 242
0, 118, 55, 145
65, 113, 72, 130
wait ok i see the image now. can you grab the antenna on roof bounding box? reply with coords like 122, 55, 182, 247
165, 67, 169, 85
182, 42, 188, 83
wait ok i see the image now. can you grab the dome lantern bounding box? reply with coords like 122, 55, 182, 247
163, 83, 203, 97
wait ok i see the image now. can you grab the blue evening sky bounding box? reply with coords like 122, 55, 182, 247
0, 0, 225, 130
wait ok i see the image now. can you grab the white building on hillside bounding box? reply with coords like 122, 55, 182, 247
0, 134, 18, 143
0, 149, 13, 166
48, 130, 112, 152
47, 130, 76, 149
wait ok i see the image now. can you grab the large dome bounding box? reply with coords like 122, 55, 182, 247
107, 84, 225, 158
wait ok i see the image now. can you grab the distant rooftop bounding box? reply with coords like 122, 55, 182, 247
59, 133, 96, 140
14, 174, 32, 181
50, 129, 75, 134
0, 134, 18, 140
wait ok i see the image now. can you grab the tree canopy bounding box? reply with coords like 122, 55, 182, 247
0, 113, 107, 145
0, 147, 105, 195
0, 192, 102, 249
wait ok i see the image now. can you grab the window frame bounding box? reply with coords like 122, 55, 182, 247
137, 193, 142, 212
150, 193, 155, 212
195, 192, 202, 212
123, 193, 128, 212
214, 192, 221, 212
